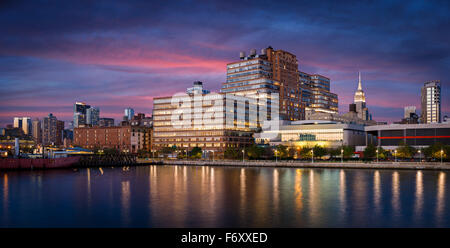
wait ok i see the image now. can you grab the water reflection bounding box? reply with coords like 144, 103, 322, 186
414, 171, 424, 223
121, 180, 130, 226
1, 166, 449, 227
392, 171, 401, 219
436, 172, 446, 226
374, 171, 381, 214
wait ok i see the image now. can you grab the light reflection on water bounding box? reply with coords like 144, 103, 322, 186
0, 165, 450, 228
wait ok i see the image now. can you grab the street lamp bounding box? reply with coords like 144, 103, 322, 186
418, 149, 421, 163
376, 149, 379, 163
242, 149, 245, 163
275, 149, 278, 163
341, 148, 344, 164
394, 150, 397, 163
441, 149, 444, 164
311, 149, 314, 163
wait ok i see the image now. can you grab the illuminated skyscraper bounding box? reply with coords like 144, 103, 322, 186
124, 107, 135, 121
353, 72, 371, 121
421, 80, 441, 123
86, 107, 100, 126
13, 117, 31, 135
73, 102, 90, 128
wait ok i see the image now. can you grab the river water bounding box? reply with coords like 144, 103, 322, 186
0, 165, 449, 227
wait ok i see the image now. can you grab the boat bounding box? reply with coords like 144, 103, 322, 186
0, 156, 80, 170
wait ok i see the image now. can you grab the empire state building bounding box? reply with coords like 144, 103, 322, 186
353, 72, 371, 121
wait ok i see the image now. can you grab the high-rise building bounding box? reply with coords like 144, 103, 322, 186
153, 82, 273, 156
124, 107, 135, 121
421, 80, 441, 123
13, 117, 32, 135
99, 118, 115, 127
42, 113, 64, 146
404, 106, 417, 119
86, 107, 100, 126
299, 72, 339, 117
32, 118, 42, 144
222, 47, 339, 121
353, 72, 371, 121
73, 102, 91, 128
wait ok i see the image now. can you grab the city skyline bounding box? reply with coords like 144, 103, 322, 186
0, 0, 449, 126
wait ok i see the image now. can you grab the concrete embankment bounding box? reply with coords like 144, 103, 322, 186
138, 159, 450, 170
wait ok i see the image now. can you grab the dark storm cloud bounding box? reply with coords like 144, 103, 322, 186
0, 0, 449, 125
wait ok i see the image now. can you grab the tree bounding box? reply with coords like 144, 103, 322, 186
363, 144, 376, 160
104, 148, 120, 155
161, 146, 176, 155
247, 144, 263, 160
397, 141, 416, 159
299, 146, 312, 159
313, 145, 327, 159
288, 147, 297, 159
262, 146, 274, 160
424, 143, 449, 161
190, 147, 202, 159
342, 145, 355, 159
275, 145, 288, 159
224, 147, 239, 160
328, 148, 340, 160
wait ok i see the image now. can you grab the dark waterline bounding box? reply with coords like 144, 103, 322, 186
0, 165, 449, 227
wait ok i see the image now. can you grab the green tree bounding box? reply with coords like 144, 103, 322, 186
275, 145, 288, 159
328, 148, 340, 160
397, 141, 416, 159
224, 147, 239, 160
299, 146, 312, 159
313, 145, 327, 159
247, 144, 263, 160
423, 143, 449, 160
262, 146, 274, 160
342, 145, 355, 159
363, 144, 377, 160
288, 147, 297, 159
190, 147, 202, 159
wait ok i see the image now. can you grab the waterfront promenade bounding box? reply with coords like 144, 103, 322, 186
138, 159, 450, 170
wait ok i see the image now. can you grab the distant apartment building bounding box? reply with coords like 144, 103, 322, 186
99, 118, 115, 127
73, 102, 90, 128
86, 107, 100, 126
73, 125, 152, 153
299, 72, 338, 116
42, 113, 64, 146
404, 106, 417, 119
32, 118, 42, 144
421, 80, 441, 123
153, 82, 270, 155
13, 117, 32, 135
124, 107, 135, 121
222, 47, 339, 121
74, 126, 131, 152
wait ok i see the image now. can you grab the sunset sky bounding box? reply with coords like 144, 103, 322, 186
0, 0, 449, 126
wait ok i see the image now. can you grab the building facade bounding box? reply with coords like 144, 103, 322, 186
255, 120, 366, 148
73, 102, 90, 128
365, 122, 450, 149
421, 80, 441, 123
13, 117, 32, 135
299, 72, 339, 115
42, 113, 64, 146
86, 107, 100, 126
124, 107, 135, 121
32, 118, 42, 144
99, 118, 115, 127
153, 82, 269, 155
73, 125, 152, 153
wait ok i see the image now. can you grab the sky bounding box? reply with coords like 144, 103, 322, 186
0, 0, 449, 127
